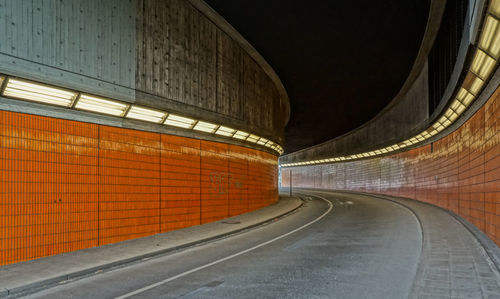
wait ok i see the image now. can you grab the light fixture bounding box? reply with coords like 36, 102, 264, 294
215, 126, 236, 137
233, 130, 250, 140
3, 78, 77, 107
193, 121, 218, 133
491, 0, 500, 16
265, 141, 275, 148
479, 15, 500, 59
450, 100, 466, 114
463, 72, 484, 95
471, 49, 497, 80
445, 109, 459, 122
164, 114, 196, 129
75, 94, 128, 116
0, 75, 283, 156
257, 137, 269, 145
125, 106, 166, 123
246, 134, 260, 143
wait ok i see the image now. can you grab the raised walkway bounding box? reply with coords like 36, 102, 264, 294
306, 189, 500, 299
0, 196, 302, 298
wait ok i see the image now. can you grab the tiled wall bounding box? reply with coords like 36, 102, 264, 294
0, 111, 278, 266
281, 85, 500, 246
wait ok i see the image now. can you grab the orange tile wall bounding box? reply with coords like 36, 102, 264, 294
0, 111, 278, 266
281, 85, 500, 246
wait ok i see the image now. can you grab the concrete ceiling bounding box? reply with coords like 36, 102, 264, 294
204, 0, 431, 153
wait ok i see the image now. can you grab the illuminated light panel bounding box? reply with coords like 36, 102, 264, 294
163, 114, 196, 129
445, 109, 459, 122
455, 102, 466, 114
491, 0, 500, 16
75, 94, 128, 116
471, 49, 497, 80
3, 78, 77, 107
265, 141, 276, 148
193, 121, 218, 133
456, 88, 475, 105
125, 106, 166, 123
215, 126, 236, 137
480, 16, 500, 59
0, 76, 283, 156
433, 123, 445, 132
257, 137, 269, 145
246, 134, 259, 143
464, 72, 484, 95
232, 130, 249, 140
450, 100, 467, 114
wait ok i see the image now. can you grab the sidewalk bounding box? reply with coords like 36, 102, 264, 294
311, 189, 500, 299
0, 195, 302, 298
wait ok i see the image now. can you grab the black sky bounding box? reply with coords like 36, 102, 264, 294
204, 0, 431, 153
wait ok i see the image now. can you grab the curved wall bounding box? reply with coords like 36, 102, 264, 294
0, 110, 278, 266
0, 0, 284, 266
281, 84, 500, 246
279, 1, 446, 162
0, 0, 289, 143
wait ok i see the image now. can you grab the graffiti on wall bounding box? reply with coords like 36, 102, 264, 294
210, 172, 244, 200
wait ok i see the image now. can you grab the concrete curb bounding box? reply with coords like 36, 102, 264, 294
3, 198, 304, 298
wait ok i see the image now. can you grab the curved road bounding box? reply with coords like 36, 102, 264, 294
26, 191, 423, 299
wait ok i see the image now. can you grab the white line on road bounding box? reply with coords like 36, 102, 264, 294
115, 195, 333, 299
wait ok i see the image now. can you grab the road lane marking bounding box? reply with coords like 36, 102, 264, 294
115, 194, 333, 299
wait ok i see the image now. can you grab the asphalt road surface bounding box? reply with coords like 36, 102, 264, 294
25, 190, 422, 299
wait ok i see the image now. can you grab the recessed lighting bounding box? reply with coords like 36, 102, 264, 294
3, 78, 77, 107
215, 126, 236, 137
164, 114, 197, 129
125, 106, 166, 123
193, 121, 218, 133
75, 94, 128, 116
233, 130, 250, 140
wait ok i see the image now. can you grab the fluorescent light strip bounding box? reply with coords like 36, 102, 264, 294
257, 137, 269, 145
233, 130, 250, 140
75, 94, 128, 116
246, 134, 260, 143
3, 78, 77, 107
164, 114, 196, 129
0, 75, 283, 155
126, 106, 166, 123
193, 121, 218, 133
471, 49, 497, 80
480, 15, 500, 59
215, 126, 236, 137
491, 0, 500, 16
